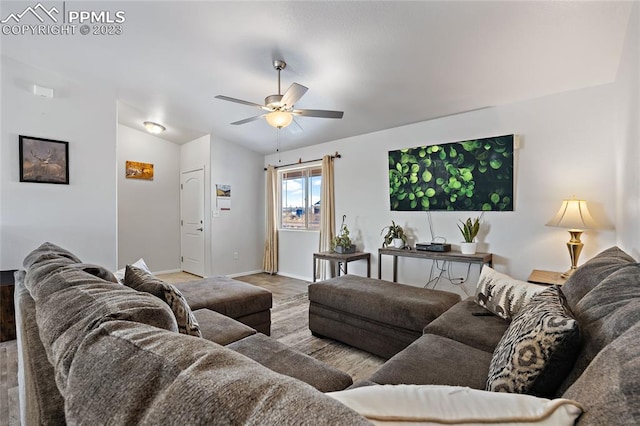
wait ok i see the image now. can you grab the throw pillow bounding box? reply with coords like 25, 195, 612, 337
326, 384, 583, 425
124, 265, 202, 337
486, 286, 580, 396
475, 266, 545, 320
114, 258, 151, 284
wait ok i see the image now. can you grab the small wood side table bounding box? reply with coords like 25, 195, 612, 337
313, 251, 371, 282
527, 269, 567, 286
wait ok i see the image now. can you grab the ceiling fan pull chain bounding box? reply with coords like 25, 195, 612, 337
277, 128, 281, 163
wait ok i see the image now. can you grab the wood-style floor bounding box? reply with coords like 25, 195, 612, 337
0, 272, 384, 426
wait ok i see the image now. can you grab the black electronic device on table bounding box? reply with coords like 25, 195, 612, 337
415, 242, 452, 252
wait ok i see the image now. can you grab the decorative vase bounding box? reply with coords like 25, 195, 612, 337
460, 242, 477, 255
393, 238, 404, 249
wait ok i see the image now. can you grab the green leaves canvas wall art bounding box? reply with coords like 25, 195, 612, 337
388, 134, 514, 211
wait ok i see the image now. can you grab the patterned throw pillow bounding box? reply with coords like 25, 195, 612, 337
114, 258, 151, 284
486, 286, 580, 397
475, 266, 545, 320
124, 265, 202, 337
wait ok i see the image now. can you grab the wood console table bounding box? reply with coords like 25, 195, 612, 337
313, 251, 371, 282
378, 247, 492, 283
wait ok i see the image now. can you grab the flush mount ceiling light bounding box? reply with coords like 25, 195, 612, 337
143, 121, 166, 134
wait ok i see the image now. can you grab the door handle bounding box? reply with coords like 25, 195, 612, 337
196, 227, 203, 231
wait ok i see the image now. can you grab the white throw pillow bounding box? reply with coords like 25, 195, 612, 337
113, 258, 151, 284
475, 266, 545, 320
326, 384, 583, 425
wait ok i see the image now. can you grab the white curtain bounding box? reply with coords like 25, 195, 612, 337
263, 165, 278, 274
317, 155, 336, 280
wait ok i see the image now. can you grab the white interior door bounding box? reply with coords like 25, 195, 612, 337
180, 169, 205, 277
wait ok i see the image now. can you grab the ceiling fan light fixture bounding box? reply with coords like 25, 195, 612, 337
143, 121, 166, 134
265, 111, 293, 129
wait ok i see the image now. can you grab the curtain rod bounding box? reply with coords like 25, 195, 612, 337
264, 152, 341, 170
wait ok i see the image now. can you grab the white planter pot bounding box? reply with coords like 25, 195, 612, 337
393, 238, 404, 249
460, 242, 477, 254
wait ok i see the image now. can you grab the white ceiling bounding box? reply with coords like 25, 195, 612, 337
0, 1, 633, 154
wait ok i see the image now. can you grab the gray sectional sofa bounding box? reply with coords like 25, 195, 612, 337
15, 243, 360, 425
15, 242, 640, 424
312, 246, 640, 425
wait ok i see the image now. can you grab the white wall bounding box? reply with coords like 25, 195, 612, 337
0, 57, 117, 270
266, 83, 619, 297
180, 135, 212, 276
117, 124, 181, 272
210, 137, 264, 276
614, 3, 639, 259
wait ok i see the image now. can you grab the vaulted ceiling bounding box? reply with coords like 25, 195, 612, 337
0, 1, 633, 154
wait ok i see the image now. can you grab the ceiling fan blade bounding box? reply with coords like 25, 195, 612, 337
215, 95, 264, 109
286, 118, 304, 134
281, 83, 308, 107
293, 109, 344, 119
231, 115, 265, 125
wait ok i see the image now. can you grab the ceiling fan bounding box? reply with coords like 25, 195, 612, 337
215, 60, 344, 130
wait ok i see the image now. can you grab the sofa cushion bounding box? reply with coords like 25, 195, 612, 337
227, 333, 353, 392
124, 265, 202, 337
475, 266, 546, 320
69, 263, 118, 283
14, 271, 66, 426
424, 297, 509, 353
192, 308, 256, 345
486, 286, 580, 397
24, 260, 178, 394
561, 246, 635, 311
23, 241, 81, 269
65, 320, 368, 425
368, 333, 493, 389
327, 384, 583, 426
557, 263, 640, 395
563, 320, 640, 425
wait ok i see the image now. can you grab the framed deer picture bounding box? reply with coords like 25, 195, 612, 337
19, 136, 69, 184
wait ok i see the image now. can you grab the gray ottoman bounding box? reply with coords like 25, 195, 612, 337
308, 274, 461, 359
175, 276, 272, 335
227, 333, 353, 392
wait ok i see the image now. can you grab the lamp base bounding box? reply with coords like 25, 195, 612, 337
560, 267, 577, 279
563, 230, 584, 280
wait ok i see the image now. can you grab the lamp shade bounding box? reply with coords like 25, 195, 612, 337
546, 199, 595, 230
265, 111, 293, 129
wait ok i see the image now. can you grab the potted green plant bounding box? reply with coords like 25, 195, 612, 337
458, 217, 480, 254
332, 215, 356, 254
381, 221, 407, 248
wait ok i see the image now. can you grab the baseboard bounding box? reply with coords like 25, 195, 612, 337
272, 271, 313, 282
226, 269, 266, 278
151, 268, 182, 275
225, 269, 313, 282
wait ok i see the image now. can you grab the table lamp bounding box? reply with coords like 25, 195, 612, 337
546, 198, 595, 278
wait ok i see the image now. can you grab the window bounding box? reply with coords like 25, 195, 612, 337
280, 164, 322, 230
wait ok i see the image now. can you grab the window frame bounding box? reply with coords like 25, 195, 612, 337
278, 162, 322, 231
